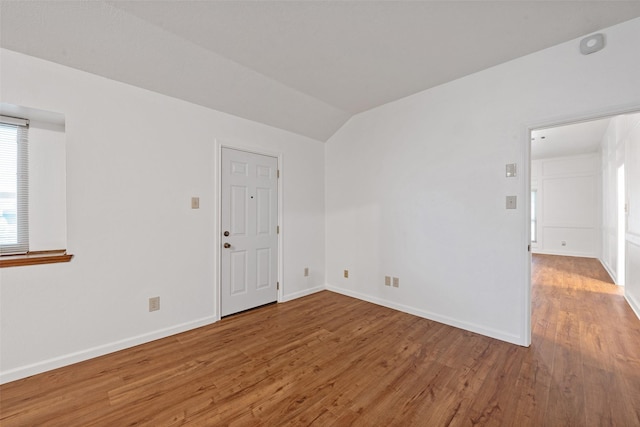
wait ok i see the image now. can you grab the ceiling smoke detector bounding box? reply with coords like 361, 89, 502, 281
580, 33, 605, 55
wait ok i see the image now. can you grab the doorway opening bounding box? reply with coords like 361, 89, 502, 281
528, 109, 640, 339
219, 146, 281, 318
529, 117, 610, 262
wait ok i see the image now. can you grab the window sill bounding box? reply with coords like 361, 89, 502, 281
0, 250, 73, 268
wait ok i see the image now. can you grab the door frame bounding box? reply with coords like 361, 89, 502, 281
214, 139, 284, 320
524, 103, 640, 345
617, 163, 626, 286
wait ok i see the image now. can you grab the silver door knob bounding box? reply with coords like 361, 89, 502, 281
223, 243, 231, 249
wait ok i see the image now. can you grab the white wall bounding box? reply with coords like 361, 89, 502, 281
325, 18, 640, 345
602, 116, 624, 281
3, 18, 640, 385
29, 120, 67, 251
601, 113, 640, 290
531, 154, 600, 258
0, 49, 325, 383
607, 113, 640, 317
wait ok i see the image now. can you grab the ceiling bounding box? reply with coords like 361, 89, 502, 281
2, 1, 640, 142
531, 117, 611, 160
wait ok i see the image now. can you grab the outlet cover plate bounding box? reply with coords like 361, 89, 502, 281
149, 297, 160, 312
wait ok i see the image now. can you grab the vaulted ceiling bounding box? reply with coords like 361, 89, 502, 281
2, 1, 640, 141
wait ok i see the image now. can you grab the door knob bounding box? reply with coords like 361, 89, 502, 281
223, 243, 231, 249
223, 231, 230, 236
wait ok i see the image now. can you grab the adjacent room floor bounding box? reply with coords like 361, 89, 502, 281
1, 254, 639, 425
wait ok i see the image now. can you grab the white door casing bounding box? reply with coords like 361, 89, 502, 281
220, 148, 278, 317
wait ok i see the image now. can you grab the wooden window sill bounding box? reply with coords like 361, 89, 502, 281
0, 250, 73, 268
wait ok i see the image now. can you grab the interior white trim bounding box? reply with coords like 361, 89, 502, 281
280, 286, 325, 303
215, 139, 285, 316
599, 257, 618, 284
626, 239, 640, 319
325, 286, 524, 346
626, 293, 640, 320
523, 125, 532, 347
627, 232, 640, 246
526, 102, 640, 349
0, 315, 217, 385
533, 249, 600, 258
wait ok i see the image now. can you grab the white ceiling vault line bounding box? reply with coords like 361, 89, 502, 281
2, 1, 640, 142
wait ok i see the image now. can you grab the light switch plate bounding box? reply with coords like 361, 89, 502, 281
191, 197, 200, 209
506, 196, 517, 209
506, 163, 517, 177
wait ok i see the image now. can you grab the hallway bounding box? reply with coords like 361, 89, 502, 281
529, 254, 640, 425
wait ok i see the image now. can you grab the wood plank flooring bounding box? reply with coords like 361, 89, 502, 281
1, 254, 639, 426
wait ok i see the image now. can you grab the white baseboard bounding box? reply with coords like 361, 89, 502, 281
0, 315, 217, 385
532, 250, 597, 258
1, 283, 531, 384
324, 285, 525, 346
1, 285, 326, 385
598, 258, 618, 284
626, 292, 640, 320
281, 285, 324, 303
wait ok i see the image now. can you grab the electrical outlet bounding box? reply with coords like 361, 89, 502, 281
392, 277, 399, 288
385, 276, 391, 286
149, 297, 160, 312
344, 270, 349, 278
304, 267, 309, 277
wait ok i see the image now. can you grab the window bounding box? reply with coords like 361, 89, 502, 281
0, 116, 29, 255
0, 107, 72, 267
531, 189, 537, 243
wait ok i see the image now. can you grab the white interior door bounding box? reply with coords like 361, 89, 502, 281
220, 148, 278, 317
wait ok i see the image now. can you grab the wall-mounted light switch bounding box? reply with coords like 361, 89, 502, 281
506, 163, 517, 177
506, 196, 517, 209
191, 197, 200, 209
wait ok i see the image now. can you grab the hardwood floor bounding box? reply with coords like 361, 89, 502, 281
1, 254, 639, 426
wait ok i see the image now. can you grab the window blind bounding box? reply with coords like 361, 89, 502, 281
0, 116, 29, 255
